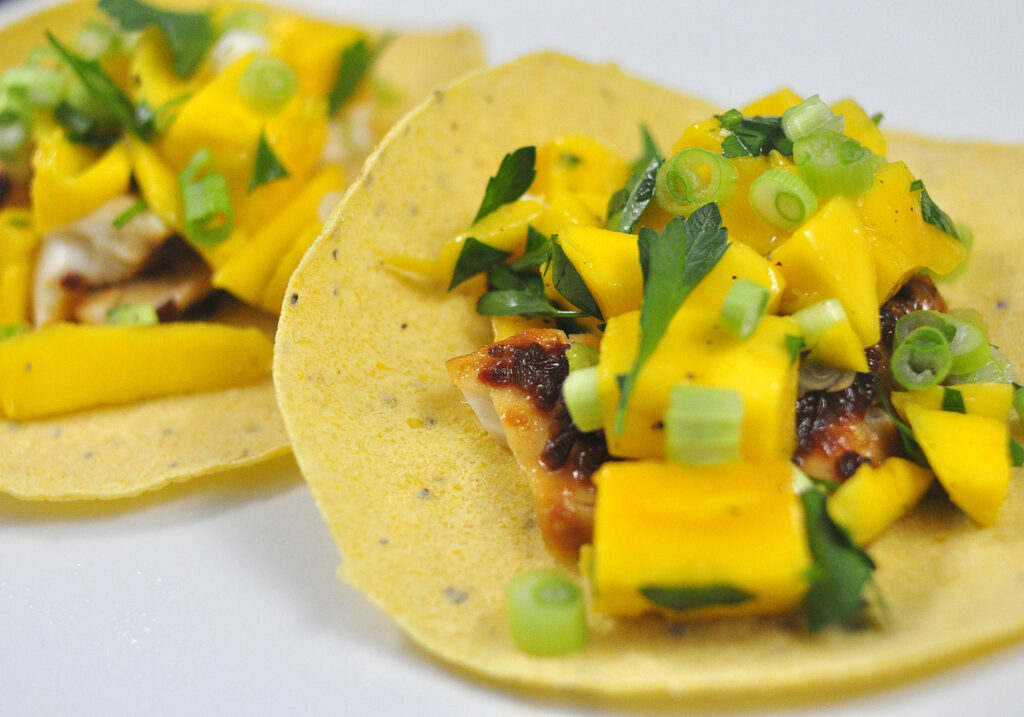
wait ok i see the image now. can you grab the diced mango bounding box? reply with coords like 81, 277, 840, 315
831, 98, 886, 158
0, 209, 38, 324
131, 26, 208, 109
0, 323, 272, 419
719, 155, 791, 256
671, 118, 723, 155
31, 130, 132, 234
589, 460, 810, 617
268, 14, 365, 97
904, 403, 1009, 526
857, 162, 966, 301
770, 198, 880, 347
827, 457, 933, 545
490, 315, 555, 341
891, 383, 1014, 422
532, 188, 601, 236
530, 134, 629, 200
598, 307, 799, 461
740, 88, 804, 117
557, 225, 641, 319
689, 241, 787, 314
805, 318, 869, 373
129, 139, 183, 230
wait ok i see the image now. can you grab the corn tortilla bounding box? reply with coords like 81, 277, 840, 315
0, 0, 484, 500
274, 52, 1024, 699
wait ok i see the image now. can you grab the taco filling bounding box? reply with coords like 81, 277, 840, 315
409, 89, 1018, 636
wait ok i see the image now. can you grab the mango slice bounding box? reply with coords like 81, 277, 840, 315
0, 209, 38, 324
891, 383, 1014, 422
827, 457, 933, 545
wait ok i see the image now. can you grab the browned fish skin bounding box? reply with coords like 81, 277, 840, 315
867, 274, 948, 377
477, 332, 569, 412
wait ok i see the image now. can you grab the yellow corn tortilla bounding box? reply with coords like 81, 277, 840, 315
0, 0, 484, 500
274, 52, 1024, 700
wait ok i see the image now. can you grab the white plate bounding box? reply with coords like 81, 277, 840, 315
3, 0, 1023, 714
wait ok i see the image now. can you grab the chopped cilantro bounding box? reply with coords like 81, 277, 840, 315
870, 112, 884, 125
1010, 439, 1024, 467
715, 110, 792, 158
449, 238, 511, 290
550, 242, 602, 320
249, 131, 289, 193
785, 335, 806, 364
559, 151, 582, 167
507, 226, 552, 272
476, 290, 583, 319
613, 203, 729, 433
328, 35, 392, 116
98, 0, 213, 80
606, 125, 663, 233
632, 124, 661, 173
473, 146, 536, 223
53, 101, 120, 147
941, 386, 966, 413
640, 584, 753, 612
801, 487, 876, 632
876, 379, 929, 467
910, 179, 960, 241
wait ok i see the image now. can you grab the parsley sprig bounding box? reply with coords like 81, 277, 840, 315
98, 0, 213, 80
613, 203, 730, 433
715, 109, 793, 159
910, 179, 960, 241
473, 146, 536, 223
606, 125, 662, 233
328, 35, 393, 116
249, 131, 289, 192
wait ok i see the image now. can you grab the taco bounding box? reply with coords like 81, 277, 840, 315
0, 0, 483, 499
274, 52, 1024, 699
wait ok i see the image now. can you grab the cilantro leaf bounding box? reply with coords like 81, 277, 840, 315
875, 379, 929, 467
507, 226, 552, 272
613, 203, 729, 433
476, 290, 583, 319
328, 35, 392, 116
632, 124, 661, 173
249, 131, 289, 193
550, 242, 603, 320
53, 101, 121, 147
449, 238, 511, 290
910, 179, 960, 241
801, 487, 876, 632
98, 0, 213, 80
47, 32, 155, 141
473, 146, 536, 224
1010, 439, 1024, 467
785, 334, 807, 364
606, 155, 661, 233
715, 110, 792, 158
640, 584, 753, 612
941, 386, 966, 413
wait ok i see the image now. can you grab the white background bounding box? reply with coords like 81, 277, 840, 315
3, 0, 1024, 715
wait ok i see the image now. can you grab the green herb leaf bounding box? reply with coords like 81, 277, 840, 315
249, 131, 289, 193
715, 110, 792, 158
473, 146, 536, 224
178, 148, 233, 247
801, 487, 876, 632
507, 226, 552, 272
488, 263, 544, 294
112, 197, 147, 229
328, 35, 392, 116
606, 155, 662, 233
614, 203, 729, 433
559, 151, 581, 167
640, 585, 753, 612
875, 379, 929, 467
53, 101, 120, 147
1010, 439, 1024, 467
476, 290, 584, 319
0, 324, 28, 342
47, 32, 155, 141
449, 237, 512, 290
941, 386, 967, 413
106, 302, 159, 325
98, 0, 213, 79
910, 178, 960, 241
870, 112, 884, 126
550, 242, 603, 320
785, 334, 807, 364
632, 124, 661, 173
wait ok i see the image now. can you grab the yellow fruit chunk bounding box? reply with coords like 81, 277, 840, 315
827, 458, 934, 545
831, 98, 886, 157
589, 460, 810, 617
670, 118, 722, 155
0, 209, 38, 324
690, 241, 786, 314
268, 14, 364, 97
770, 197, 880, 346
904, 403, 1009, 526
598, 307, 799, 461
31, 129, 132, 234
532, 188, 601, 235
259, 221, 322, 314
741, 88, 804, 117
891, 383, 1014, 422
558, 226, 641, 319
805, 318, 869, 373
530, 134, 629, 200
129, 139, 183, 230
0, 323, 272, 420
131, 26, 208, 109
213, 165, 344, 306
857, 162, 966, 301
490, 315, 555, 341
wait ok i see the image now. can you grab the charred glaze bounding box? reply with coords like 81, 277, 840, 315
540, 398, 612, 483
478, 336, 570, 412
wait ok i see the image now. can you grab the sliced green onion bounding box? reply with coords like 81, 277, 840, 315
748, 169, 818, 231
566, 343, 599, 372
0, 91, 30, 157
1, 66, 67, 109
781, 94, 844, 141
220, 7, 270, 34
664, 384, 743, 465
112, 197, 147, 229
792, 129, 874, 197
563, 366, 603, 432
891, 326, 952, 390
655, 147, 738, 215
718, 278, 770, 340
106, 303, 159, 326
791, 298, 847, 345
894, 310, 954, 347
1014, 387, 1024, 430
507, 570, 588, 656
178, 148, 234, 247
947, 346, 1016, 385
73, 20, 120, 61
945, 315, 990, 375
238, 56, 297, 115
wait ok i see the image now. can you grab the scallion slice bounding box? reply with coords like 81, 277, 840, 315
1, 66, 67, 109
178, 148, 233, 246
220, 7, 269, 33
238, 56, 297, 115
893, 310, 954, 347
1014, 387, 1024, 430
792, 129, 874, 197
507, 570, 588, 656
945, 315, 990, 375
655, 147, 738, 215
947, 346, 1016, 385
891, 326, 952, 390
748, 169, 818, 231
106, 302, 159, 326
563, 366, 603, 432
790, 298, 847, 345
664, 384, 743, 465
781, 94, 843, 141
565, 343, 599, 372
73, 20, 120, 61
718, 278, 770, 340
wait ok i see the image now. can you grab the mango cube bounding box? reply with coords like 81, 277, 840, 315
891, 383, 1014, 422
827, 457, 933, 545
